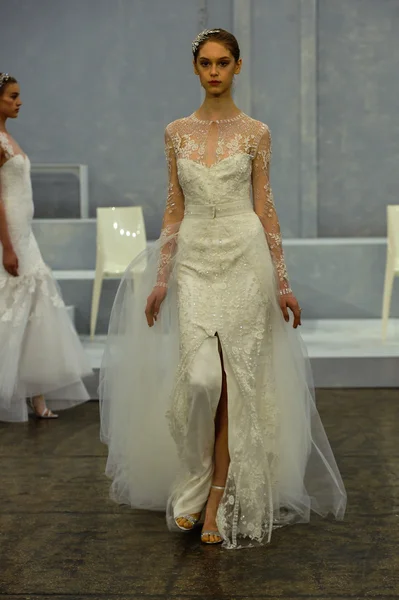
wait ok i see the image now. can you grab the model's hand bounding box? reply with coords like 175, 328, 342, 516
280, 293, 301, 329
145, 286, 167, 327
3, 247, 19, 277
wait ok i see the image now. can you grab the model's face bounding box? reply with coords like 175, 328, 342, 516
0, 83, 22, 119
194, 41, 242, 96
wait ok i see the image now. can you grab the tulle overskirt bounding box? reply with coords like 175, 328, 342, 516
100, 217, 347, 548
0, 267, 92, 422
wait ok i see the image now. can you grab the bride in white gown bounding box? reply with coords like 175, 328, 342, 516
0, 73, 92, 422
100, 30, 347, 549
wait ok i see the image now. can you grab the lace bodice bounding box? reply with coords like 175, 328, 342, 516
159, 113, 291, 294
0, 131, 28, 165
0, 132, 33, 231
0, 132, 45, 279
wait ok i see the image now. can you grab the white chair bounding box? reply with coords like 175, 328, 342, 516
90, 206, 147, 338
382, 205, 399, 339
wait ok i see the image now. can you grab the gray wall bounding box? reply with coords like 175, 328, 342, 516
1, 0, 398, 239
318, 0, 399, 237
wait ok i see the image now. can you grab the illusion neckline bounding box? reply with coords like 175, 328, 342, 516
190, 111, 246, 124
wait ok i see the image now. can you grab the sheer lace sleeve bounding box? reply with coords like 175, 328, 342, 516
252, 126, 292, 296
156, 126, 185, 288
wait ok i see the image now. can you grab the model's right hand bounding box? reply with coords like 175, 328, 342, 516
3, 248, 19, 277
145, 286, 167, 327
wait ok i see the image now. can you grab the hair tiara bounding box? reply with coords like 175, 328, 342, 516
0, 73, 11, 89
192, 29, 221, 55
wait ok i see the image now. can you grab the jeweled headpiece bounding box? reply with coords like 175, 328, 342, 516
0, 73, 11, 89
192, 29, 221, 55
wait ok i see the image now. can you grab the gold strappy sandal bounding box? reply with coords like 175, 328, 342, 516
29, 397, 59, 419
175, 512, 202, 532
201, 485, 225, 545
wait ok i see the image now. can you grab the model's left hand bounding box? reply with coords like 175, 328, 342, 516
280, 294, 302, 329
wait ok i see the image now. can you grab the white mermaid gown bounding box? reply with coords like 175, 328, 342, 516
100, 113, 347, 549
0, 132, 92, 422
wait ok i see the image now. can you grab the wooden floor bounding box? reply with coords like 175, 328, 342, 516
1, 390, 399, 600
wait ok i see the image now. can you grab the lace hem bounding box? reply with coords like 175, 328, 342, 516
0, 266, 64, 326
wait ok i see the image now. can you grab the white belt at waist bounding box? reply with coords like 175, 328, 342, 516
184, 201, 253, 219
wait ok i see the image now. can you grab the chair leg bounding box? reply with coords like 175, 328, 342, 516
382, 257, 395, 340
90, 270, 103, 339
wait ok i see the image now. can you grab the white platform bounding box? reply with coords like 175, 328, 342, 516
81, 319, 399, 390
301, 319, 399, 358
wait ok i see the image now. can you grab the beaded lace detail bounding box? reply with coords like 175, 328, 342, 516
0, 132, 14, 161
0, 131, 27, 164
156, 113, 291, 294
99, 112, 347, 551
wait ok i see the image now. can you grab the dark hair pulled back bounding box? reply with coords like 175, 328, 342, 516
192, 29, 240, 62
0, 73, 18, 96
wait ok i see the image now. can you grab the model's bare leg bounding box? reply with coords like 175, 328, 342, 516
31, 395, 58, 419
202, 340, 230, 543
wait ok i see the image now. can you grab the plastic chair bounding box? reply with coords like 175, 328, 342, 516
382, 205, 399, 339
90, 206, 147, 338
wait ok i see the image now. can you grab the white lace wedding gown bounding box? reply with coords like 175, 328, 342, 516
0, 132, 92, 422
100, 113, 347, 549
